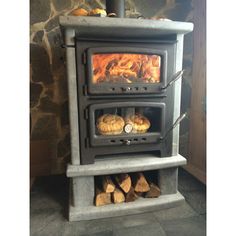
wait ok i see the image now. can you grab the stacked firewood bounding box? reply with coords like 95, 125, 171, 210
94, 172, 161, 206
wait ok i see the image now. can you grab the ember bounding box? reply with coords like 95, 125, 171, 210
92, 53, 161, 84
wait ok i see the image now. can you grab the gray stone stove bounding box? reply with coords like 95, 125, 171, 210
59, 15, 193, 221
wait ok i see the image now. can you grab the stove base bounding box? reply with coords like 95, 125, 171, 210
68, 191, 185, 221
67, 155, 186, 221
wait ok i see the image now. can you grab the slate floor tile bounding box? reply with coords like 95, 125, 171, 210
178, 168, 206, 193
81, 217, 114, 234
113, 222, 166, 236
30, 210, 66, 236
153, 201, 197, 221
30, 175, 68, 213
160, 215, 206, 236
62, 221, 88, 236
30, 192, 65, 213
80, 231, 113, 236
182, 190, 206, 215
62, 217, 115, 235
111, 212, 158, 229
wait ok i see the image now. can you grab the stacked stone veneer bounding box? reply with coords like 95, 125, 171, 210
30, 0, 193, 175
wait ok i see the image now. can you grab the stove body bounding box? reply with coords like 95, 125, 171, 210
76, 37, 177, 164
60, 15, 193, 221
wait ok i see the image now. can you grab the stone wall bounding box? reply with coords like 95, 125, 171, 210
30, 0, 193, 175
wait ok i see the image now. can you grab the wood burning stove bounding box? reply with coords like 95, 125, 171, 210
75, 37, 183, 164
59, 0, 193, 222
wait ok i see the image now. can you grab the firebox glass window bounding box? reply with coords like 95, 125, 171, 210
92, 53, 161, 84
95, 107, 162, 136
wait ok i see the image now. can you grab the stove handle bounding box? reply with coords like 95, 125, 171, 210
160, 112, 187, 141
161, 69, 185, 90
123, 140, 131, 145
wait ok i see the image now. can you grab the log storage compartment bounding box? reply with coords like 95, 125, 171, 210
67, 155, 186, 221
68, 165, 183, 221
59, 5, 193, 221
94, 171, 162, 207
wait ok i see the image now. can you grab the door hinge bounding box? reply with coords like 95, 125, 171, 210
82, 52, 87, 64
83, 85, 88, 96
85, 137, 90, 148
84, 108, 89, 120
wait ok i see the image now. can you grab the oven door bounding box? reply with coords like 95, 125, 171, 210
89, 102, 165, 147
86, 47, 167, 95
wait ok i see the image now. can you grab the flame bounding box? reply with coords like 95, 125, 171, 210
92, 53, 161, 84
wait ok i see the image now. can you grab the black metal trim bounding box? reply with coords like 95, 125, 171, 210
106, 0, 125, 18
75, 36, 178, 44
61, 44, 75, 48
86, 46, 168, 95
89, 101, 166, 147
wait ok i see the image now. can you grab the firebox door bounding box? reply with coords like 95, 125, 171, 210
86, 47, 167, 95
89, 102, 165, 147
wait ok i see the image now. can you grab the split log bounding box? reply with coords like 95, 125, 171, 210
102, 176, 115, 193
112, 188, 125, 204
95, 187, 112, 206
144, 182, 161, 198
135, 191, 144, 197
114, 174, 131, 193
125, 186, 138, 202
132, 172, 150, 193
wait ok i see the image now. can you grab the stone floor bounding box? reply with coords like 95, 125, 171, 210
30, 168, 206, 236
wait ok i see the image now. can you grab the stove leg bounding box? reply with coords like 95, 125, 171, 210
71, 176, 94, 207
158, 167, 178, 194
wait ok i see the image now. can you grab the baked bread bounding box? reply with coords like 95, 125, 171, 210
97, 114, 125, 135
89, 8, 107, 16
125, 114, 150, 133
71, 8, 88, 16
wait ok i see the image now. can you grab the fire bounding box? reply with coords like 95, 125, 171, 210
92, 53, 161, 84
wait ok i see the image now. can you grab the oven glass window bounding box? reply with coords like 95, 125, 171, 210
92, 53, 161, 84
95, 107, 162, 136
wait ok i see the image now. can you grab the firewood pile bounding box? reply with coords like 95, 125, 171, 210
94, 172, 161, 206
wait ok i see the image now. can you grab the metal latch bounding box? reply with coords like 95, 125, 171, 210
161, 69, 185, 90
160, 112, 187, 141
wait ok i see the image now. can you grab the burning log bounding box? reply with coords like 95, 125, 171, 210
92, 53, 161, 84
112, 188, 125, 204
106, 59, 118, 70
132, 172, 150, 193
114, 173, 131, 193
